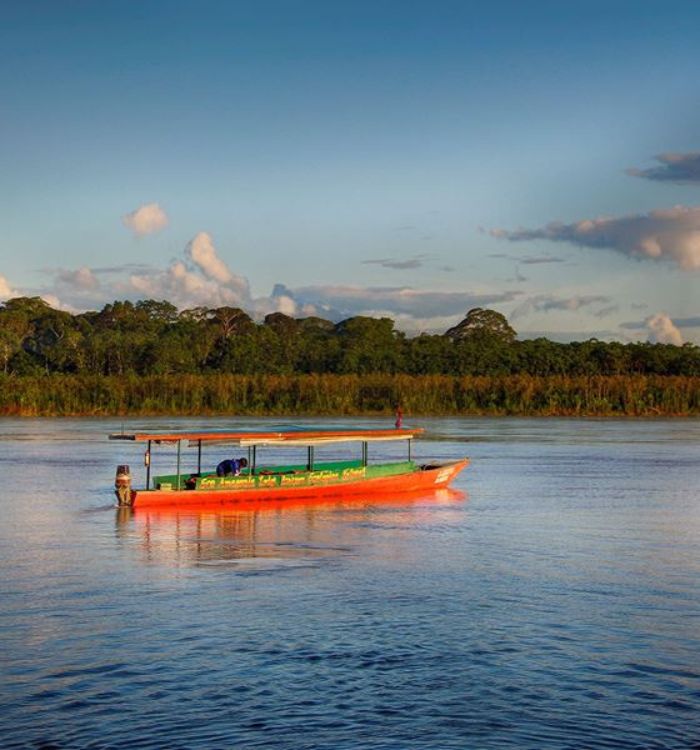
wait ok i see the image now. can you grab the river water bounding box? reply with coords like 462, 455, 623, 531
1, 417, 699, 749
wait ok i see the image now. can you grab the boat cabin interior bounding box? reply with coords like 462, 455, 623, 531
110, 427, 424, 491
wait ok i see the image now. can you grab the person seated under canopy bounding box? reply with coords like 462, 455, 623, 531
216, 456, 248, 477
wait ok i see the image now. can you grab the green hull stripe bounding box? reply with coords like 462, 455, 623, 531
152, 461, 416, 492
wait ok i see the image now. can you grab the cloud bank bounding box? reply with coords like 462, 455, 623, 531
278, 284, 519, 322
492, 205, 700, 270
511, 294, 612, 320
26, 232, 519, 333
627, 153, 700, 184
122, 202, 169, 236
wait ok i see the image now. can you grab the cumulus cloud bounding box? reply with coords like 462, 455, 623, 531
646, 313, 683, 345
183, 232, 250, 300
511, 294, 612, 320
0, 272, 78, 310
0, 273, 20, 301
41, 293, 75, 311
186, 232, 233, 284
36, 236, 288, 316
621, 314, 700, 331
627, 153, 700, 184
126, 232, 251, 310
491, 205, 700, 270
122, 202, 169, 236
33, 233, 522, 332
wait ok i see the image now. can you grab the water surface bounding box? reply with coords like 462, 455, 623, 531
1, 417, 699, 749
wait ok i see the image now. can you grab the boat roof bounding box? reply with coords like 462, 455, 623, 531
109, 426, 424, 447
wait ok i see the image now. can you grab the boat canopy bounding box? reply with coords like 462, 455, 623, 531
109, 427, 423, 447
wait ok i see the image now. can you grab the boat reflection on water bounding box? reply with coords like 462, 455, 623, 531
114, 488, 466, 568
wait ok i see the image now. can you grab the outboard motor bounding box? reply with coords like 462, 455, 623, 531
115, 464, 133, 507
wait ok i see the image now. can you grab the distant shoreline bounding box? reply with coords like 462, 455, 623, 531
1, 374, 698, 417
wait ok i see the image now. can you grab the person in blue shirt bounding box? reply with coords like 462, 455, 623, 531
216, 456, 248, 477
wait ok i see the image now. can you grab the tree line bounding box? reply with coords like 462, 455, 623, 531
0, 373, 697, 416
1, 296, 699, 378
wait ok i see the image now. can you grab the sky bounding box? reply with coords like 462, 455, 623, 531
1, 0, 699, 343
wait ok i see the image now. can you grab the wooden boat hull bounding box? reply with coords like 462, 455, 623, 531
127, 458, 468, 509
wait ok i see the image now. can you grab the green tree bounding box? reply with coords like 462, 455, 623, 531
444, 308, 517, 344
0, 308, 31, 373
405, 334, 452, 374
335, 317, 404, 374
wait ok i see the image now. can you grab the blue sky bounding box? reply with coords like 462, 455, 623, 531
1, 0, 699, 342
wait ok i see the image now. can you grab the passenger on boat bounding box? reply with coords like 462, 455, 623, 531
216, 457, 248, 477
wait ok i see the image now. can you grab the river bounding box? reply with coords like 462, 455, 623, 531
1, 417, 699, 749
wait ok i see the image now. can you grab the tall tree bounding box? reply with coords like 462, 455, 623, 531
335, 316, 404, 373
445, 308, 517, 344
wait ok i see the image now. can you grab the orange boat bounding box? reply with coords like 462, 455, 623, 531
110, 426, 469, 509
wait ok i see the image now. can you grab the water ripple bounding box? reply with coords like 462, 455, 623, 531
1, 417, 700, 748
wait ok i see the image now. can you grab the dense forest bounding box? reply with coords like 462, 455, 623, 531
0, 296, 698, 415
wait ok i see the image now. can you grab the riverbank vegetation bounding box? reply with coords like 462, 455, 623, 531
0, 297, 698, 415
1, 373, 698, 416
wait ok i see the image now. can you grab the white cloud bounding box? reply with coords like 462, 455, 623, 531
0, 273, 75, 310
257, 285, 521, 334
57, 266, 99, 291
646, 313, 683, 345
126, 232, 251, 309
40, 293, 76, 312
184, 232, 248, 301
122, 202, 169, 236
33, 237, 520, 333
492, 205, 700, 270
274, 294, 298, 316
0, 273, 19, 301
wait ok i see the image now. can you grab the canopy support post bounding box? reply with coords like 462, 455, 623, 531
408, 438, 412, 462
197, 439, 202, 474
252, 445, 256, 476
248, 446, 252, 475
307, 446, 314, 471
176, 440, 181, 490
146, 440, 151, 489
362, 441, 368, 467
